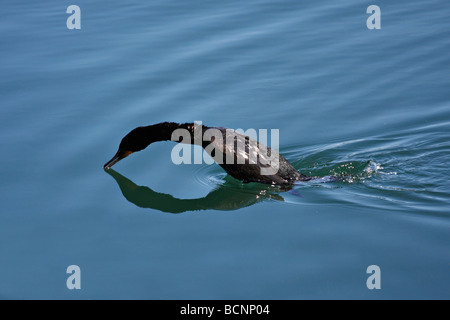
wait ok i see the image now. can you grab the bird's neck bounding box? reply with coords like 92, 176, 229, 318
144, 122, 207, 145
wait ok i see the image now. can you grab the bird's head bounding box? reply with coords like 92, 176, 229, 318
104, 127, 153, 169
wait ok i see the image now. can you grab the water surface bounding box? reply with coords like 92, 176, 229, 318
0, 0, 449, 299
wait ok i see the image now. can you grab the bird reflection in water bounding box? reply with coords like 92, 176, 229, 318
104, 169, 292, 213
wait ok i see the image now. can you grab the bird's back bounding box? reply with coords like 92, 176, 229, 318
202, 127, 308, 185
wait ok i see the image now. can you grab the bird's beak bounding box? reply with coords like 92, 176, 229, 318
104, 150, 133, 169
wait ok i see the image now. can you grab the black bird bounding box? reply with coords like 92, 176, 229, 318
104, 122, 312, 185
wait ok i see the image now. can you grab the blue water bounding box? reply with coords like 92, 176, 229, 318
1, 0, 449, 299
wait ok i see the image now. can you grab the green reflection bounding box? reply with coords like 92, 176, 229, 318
105, 169, 289, 213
